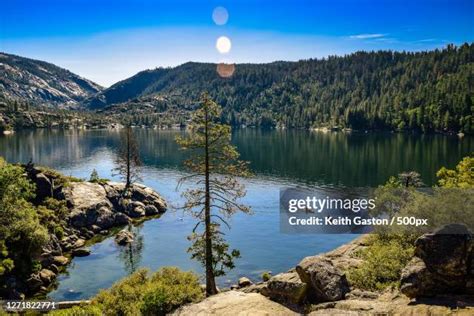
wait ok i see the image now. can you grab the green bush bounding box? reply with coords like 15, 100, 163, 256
49, 304, 103, 316
141, 267, 204, 316
347, 235, 414, 291
437, 156, 474, 188
0, 157, 49, 278
94, 268, 148, 316
42, 197, 69, 220
91, 267, 203, 316
349, 156, 474, 292
54, 225, 65, 239
261, 271, 271, 282
90, 178, 109, 185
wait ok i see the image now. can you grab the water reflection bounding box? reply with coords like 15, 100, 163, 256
118, 225, 144, 275
1, 129, 472, 186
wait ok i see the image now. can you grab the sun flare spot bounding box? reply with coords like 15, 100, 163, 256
212, 7, 229, 25
216, 36, 231, 54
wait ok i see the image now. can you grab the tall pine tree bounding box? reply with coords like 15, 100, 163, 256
176, 93, 251, 296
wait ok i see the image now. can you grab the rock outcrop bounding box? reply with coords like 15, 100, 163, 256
64, 181, 166, 232
296, 255, 350, 302
238, 237, 365, 307
265, 271, 308, 305
400, 224, 473, 298
17, 166, 167, 298
0, 52, 102, 107
172, 291, 298, 316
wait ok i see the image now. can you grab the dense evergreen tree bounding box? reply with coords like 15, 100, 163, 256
176, 93, 251, 296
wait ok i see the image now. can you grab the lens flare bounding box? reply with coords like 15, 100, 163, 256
212, 7, 229, 25
216, 36, 231, 54
217, 63, 235, 78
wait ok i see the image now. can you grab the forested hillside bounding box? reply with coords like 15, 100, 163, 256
87, 43, 474, 133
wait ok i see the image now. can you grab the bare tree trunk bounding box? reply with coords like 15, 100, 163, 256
204, 103, 217, 296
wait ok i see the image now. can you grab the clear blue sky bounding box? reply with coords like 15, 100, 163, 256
1, 0, 473, 86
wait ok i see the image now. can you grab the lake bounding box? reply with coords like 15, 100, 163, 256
0, 129, 472, 300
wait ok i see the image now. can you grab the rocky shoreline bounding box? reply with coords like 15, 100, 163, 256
6, 165, 167, 299
175, 225, 474, 315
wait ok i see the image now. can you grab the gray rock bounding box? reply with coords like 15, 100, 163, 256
39, 269, 56, 285
95, 206, 115, 229
49, 264, 60, 274
266, 271, 308, 305
400, 224, 473, 298
127, 201, 146, 218
144, 204, 159, 216
296, 256, 349, 302
130, 183, 167, 212
114, 213, 131, 225
39, 253, 54, 268
72, 247, 91, 257
171, 291, 298, 316
400, 257, 437, 298
81, 229, 94, 239
415, 224, 472, 277
72, 238, 85, 249
239, 282, 269, 294
115, 229, 134, 245
39, 286, 49, 294
34, 173, 53, 202
90, 225, 102, 233
26, 275, 43, 292
63, 182, 112, 211
84, 208, 99, 227
69, 209, 88, 228
238, 277, 253, 288
42, 233, 62, 256
52, 255, 69, 266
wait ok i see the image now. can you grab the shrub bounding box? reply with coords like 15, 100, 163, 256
54, 225, 65, 239
49, 304, 103, 316
141, 267, 204, 316
94, 268, 149, 316
89, 169, 100, 182
42, 197, 69, 221
89, 169, 109, 185
347, 235, 414, 291
261, 271, 271, 282
437, 156, 474, 188
92, 267, 203, 316
0, 158, 49, 278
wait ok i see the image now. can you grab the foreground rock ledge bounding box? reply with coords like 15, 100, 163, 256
172, 291, 298, 316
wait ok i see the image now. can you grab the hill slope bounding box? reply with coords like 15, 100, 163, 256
87, 43, 474, 134
0, 53, 102, 107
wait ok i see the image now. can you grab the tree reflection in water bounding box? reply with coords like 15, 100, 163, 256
118, 224, 144, 274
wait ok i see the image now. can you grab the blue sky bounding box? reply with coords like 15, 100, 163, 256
1, 0, 473, 86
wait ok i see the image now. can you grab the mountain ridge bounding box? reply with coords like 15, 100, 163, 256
1, 43, 473, 133
0, 52, 102, 108
86, 43, 474, 133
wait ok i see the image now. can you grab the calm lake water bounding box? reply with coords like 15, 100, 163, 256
0, 129, 472, 300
